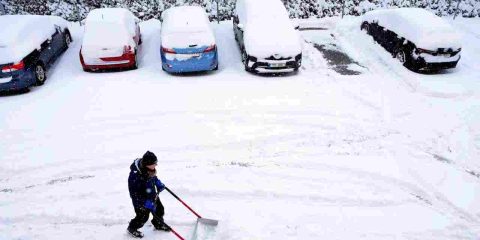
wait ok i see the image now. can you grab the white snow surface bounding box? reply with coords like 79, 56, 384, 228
82, 8, 137, 58
362, 8, 462, 50
1, 16, 480, 240
236, 0, 302, 59
161, 6, 215, 49
0, 15, 68, 64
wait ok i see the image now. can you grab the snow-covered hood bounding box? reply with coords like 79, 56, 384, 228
244, 22, 302, 59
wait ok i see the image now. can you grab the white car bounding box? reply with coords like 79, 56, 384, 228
80, 8, 142, 72
361, 8, 462, 71
233, 0, 302, 74
160, 6, 218, 73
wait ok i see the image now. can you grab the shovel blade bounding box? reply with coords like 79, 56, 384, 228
198, 218, 218, 226
191, 218, 218, 240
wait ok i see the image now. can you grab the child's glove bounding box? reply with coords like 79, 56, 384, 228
144, 200, 156, 212
155, 178, 166, 192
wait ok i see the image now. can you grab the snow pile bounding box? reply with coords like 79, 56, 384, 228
0, 15, 67, 64
161, 6, 215, 49
363, 8, 462, 50
237, 0, 302, 58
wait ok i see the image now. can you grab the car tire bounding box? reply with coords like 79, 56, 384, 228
395, 49, 407, 65
395, 48, 418, 71
34, 63, 47, 86
132, 52, 138, 70
65, 33, 72, 48
361, 22, 369, 34
139, 37, 143, 45
242, 51, 252, 72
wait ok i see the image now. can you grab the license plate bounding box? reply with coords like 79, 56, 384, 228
269, 63, 285, 68
191, 53, 201, 58
0, 77, 12, 84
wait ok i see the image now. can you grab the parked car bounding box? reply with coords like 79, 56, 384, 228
361, 8, 462, 71
80, 8, 141, 72
233, 0, 302, 74
160, 6, 218, 73
0, 15, 72, 93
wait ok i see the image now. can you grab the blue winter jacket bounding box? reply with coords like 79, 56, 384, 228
128, 158, 166, 209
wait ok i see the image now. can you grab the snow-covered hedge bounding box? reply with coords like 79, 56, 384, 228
0, 0, 479, 21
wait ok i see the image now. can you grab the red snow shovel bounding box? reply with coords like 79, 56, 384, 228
165, 187, 219, 240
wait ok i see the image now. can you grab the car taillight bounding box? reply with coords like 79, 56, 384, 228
416, 48, 436, 54
123, 45, 133, 55
1, 61, 25, 73
162, 47, 176, 54
204, 44, 216, 53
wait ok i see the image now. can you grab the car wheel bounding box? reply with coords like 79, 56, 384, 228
65, 33, 72, 48
213, 64, 218, 71
241, 51, 251, 72
361, 22, 369, 34
132, 52, 138, 70
395, 49, 407, 64
241, 49, 247, 64
34, 63, 47, 86
139, 37, 143, 45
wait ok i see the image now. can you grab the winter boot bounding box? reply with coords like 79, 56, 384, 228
127, 227, 144, 238
153, 222, 171, 232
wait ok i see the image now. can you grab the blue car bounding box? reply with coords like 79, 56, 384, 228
0, 15, 72, 93
160, 6, 218, 73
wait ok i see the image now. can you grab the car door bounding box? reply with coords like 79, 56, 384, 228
51, 25, 66, 57
39, 38, 55, 65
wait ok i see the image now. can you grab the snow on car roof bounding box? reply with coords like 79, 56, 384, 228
161, 6, 210, 34
0, 15, 67, 64
363, 8, 462, 50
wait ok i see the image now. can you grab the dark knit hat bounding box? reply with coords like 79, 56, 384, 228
142, 151, 158, 166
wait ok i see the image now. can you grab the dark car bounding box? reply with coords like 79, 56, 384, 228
0, 15, 72, 93
361, 8, 461, 72
233, 0, 302, 74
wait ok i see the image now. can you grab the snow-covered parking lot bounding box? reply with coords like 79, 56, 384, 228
1, 16, 480, 240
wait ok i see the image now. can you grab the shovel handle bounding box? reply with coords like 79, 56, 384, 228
152, 212, 185, 240
164, 223, 185, 240
165, 187, 202, 218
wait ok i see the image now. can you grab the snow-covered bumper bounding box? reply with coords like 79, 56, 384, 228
0, 68, 36, 92
80, 50, 136, 71
413, 50, 461, 70
246, 54, 302, 74
161, 50, 218, 73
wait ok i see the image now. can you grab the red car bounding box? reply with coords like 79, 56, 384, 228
80, 8, 142, 72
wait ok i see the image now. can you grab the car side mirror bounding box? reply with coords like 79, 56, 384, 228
237, 23, 244, 31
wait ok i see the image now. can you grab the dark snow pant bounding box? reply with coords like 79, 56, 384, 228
128, 199, 165, 230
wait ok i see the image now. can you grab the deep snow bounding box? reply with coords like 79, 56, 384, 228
1, 16, 480, 240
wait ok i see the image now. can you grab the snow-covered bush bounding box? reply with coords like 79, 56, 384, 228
0, 0, 479, 21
